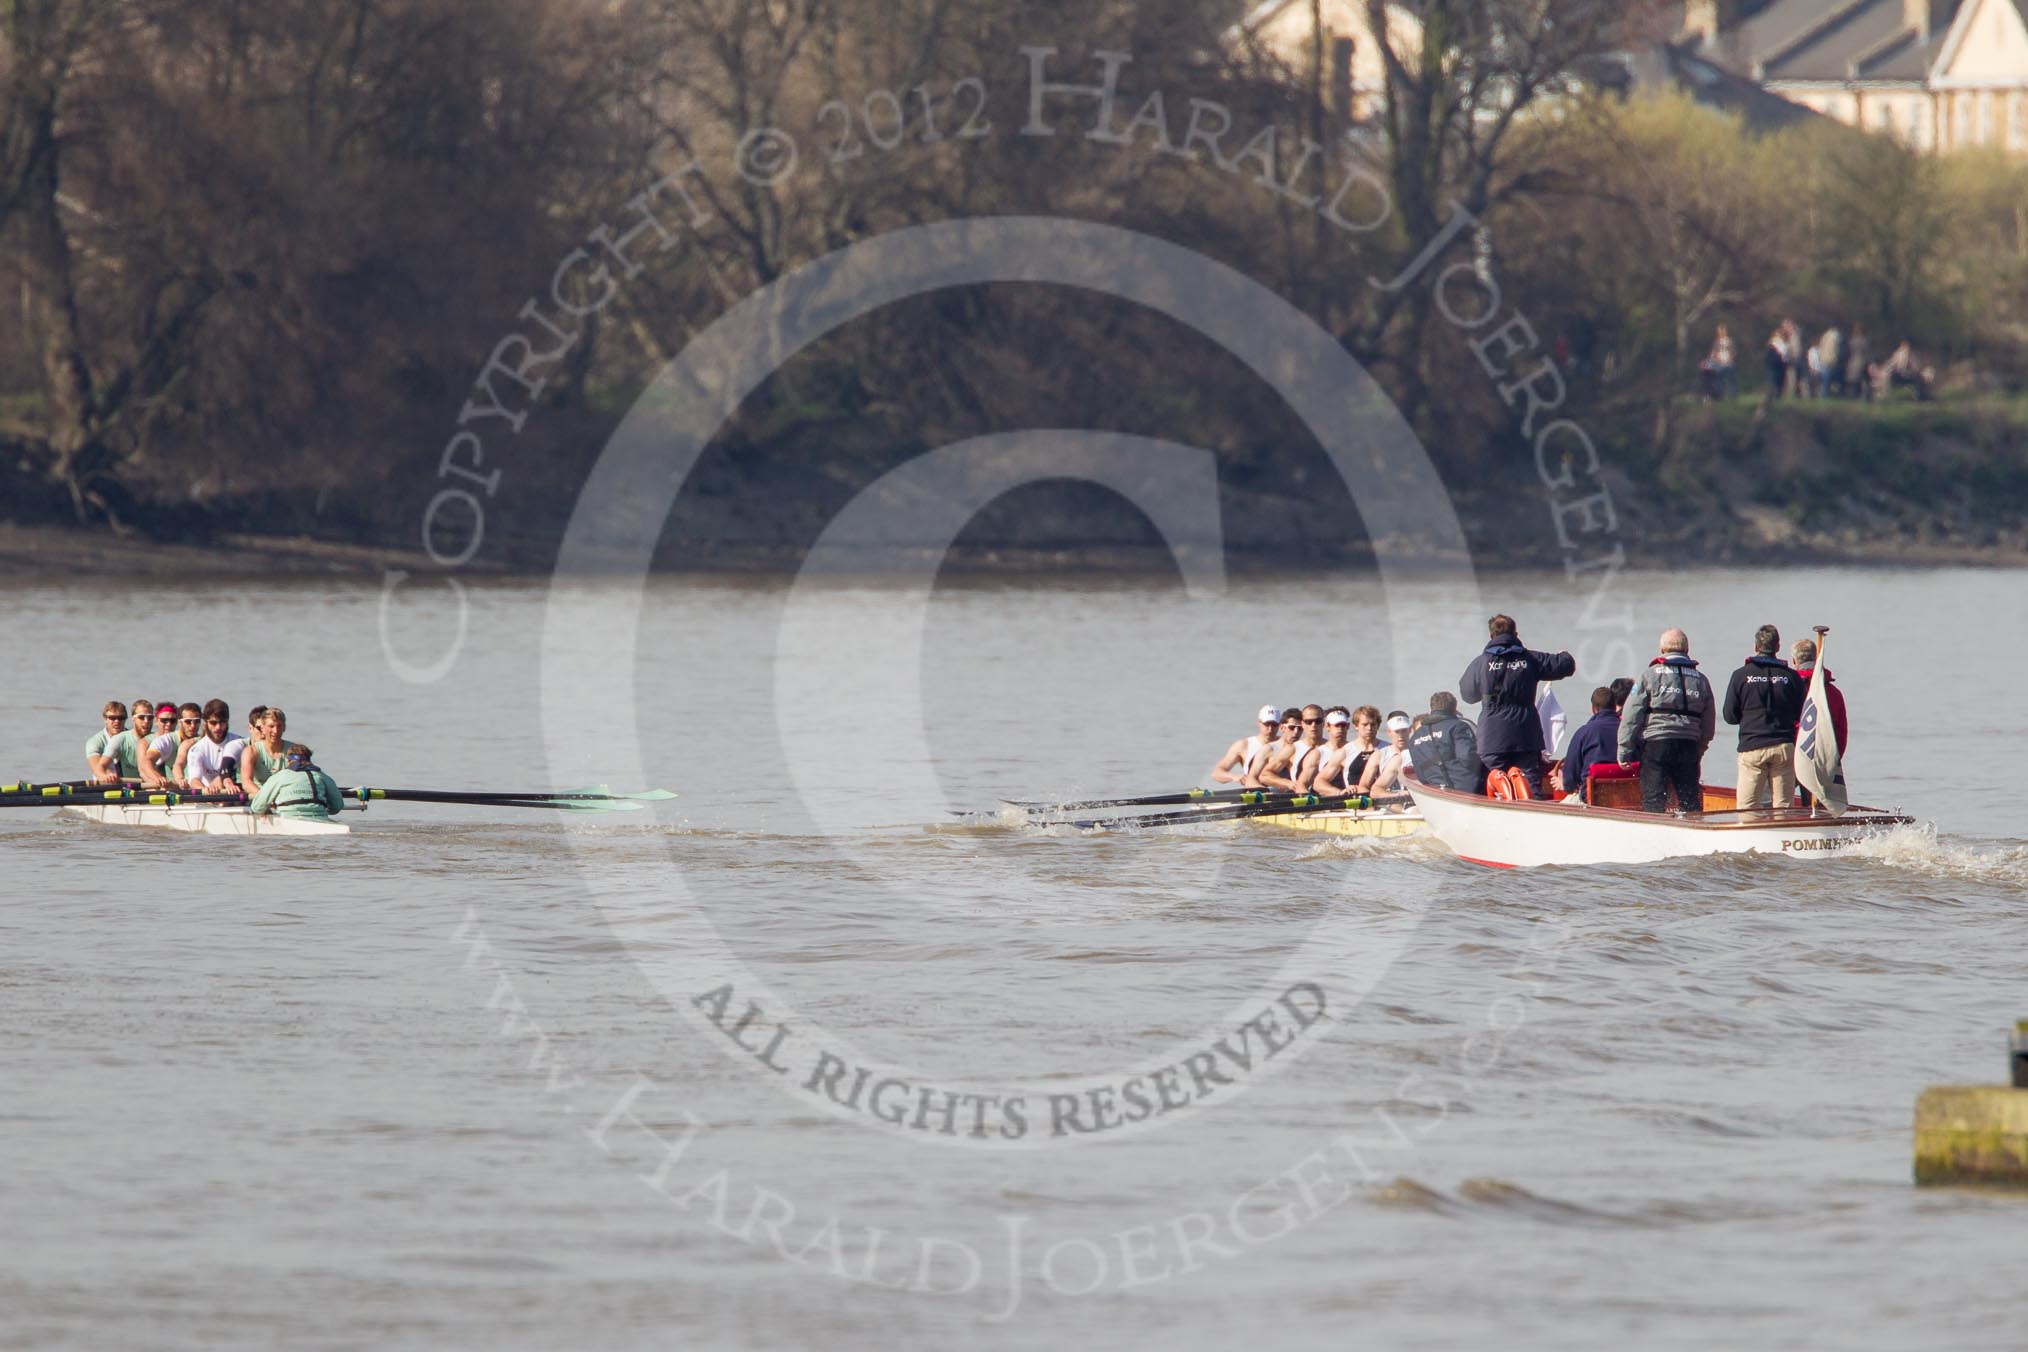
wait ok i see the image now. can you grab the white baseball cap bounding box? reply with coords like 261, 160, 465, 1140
1325, 710, 1350, 726
1386, 714, 1412, 732
1258, 705, 1280, 723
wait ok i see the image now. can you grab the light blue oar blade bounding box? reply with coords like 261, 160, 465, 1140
562, 786, 676, 801
532, 798, 647, 813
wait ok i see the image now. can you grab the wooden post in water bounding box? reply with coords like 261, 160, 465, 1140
1913, 1023, 2028, 1188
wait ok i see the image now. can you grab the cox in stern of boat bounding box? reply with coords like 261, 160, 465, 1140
247, 746, 343, 821
1406, 692, 1481, 791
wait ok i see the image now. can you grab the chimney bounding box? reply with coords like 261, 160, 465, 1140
1904, 0, 1955, 41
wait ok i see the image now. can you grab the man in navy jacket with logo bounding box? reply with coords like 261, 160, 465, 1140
1722, 623, 1807, 808
1458, 614, 1577, 799
1559, 686, 1621, 802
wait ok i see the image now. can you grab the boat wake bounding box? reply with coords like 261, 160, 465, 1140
1849, 821, 2028, 885
1295, 834, 1452, 863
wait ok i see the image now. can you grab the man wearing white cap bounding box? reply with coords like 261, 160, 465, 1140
1356, 711, 1416, 796
1297, 707, 1354, 794
1253, 707, 1311, 791
1211, 706, 1282, 785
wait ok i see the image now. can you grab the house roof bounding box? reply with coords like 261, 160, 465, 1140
1931, 0, 2028, 78
1602, 41, 1827, 130
1698, 0, 1961, 84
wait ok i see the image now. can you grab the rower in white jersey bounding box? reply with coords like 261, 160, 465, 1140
176, 698, 238, 793
1280, 705, 1325, 790
1356, 711, 1416, 797
1299, 708, 1359, 795
1212, 706, 1283, 785
1340, 704, 1385, 788
1251, 706, 1309, 791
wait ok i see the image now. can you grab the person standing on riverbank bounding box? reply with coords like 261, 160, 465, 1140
1846, 323, 1872, 401
1619, 629, 1716, 814
1764, 326, 1789, 397
1701, 325, 1736, 399
1818, 325, 1845, 398
1723, 625, 1805, 809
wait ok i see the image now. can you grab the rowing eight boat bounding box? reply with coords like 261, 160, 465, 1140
1250, 804, 1426, 838
61, 803, 360, 837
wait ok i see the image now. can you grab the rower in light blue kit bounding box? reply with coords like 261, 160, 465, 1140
84, 700, 143, 783
248, 745, 344, 822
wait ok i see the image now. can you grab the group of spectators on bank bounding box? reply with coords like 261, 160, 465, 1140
1699, 320, 1933, 403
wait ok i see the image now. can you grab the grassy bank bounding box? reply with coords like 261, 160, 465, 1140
1588, 394, 2028, 563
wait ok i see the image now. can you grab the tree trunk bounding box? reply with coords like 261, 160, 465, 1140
11, 83, 102, 517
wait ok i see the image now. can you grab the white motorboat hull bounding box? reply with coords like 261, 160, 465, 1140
63, 803, 354, 837
1404, 773, 1910, 869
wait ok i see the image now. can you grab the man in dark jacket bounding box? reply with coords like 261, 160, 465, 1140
1407, 692, 1482, 792
1558, 687, 1620, 803
1618, 629, 1718, 813
1722, 624, 1806, 808
1458, 614, 1576, 800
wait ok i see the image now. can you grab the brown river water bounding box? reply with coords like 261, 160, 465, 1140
2, 567, 2023, 1349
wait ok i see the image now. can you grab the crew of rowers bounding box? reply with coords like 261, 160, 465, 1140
1210, 703, 1418, 799
84, 698, 342, 819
